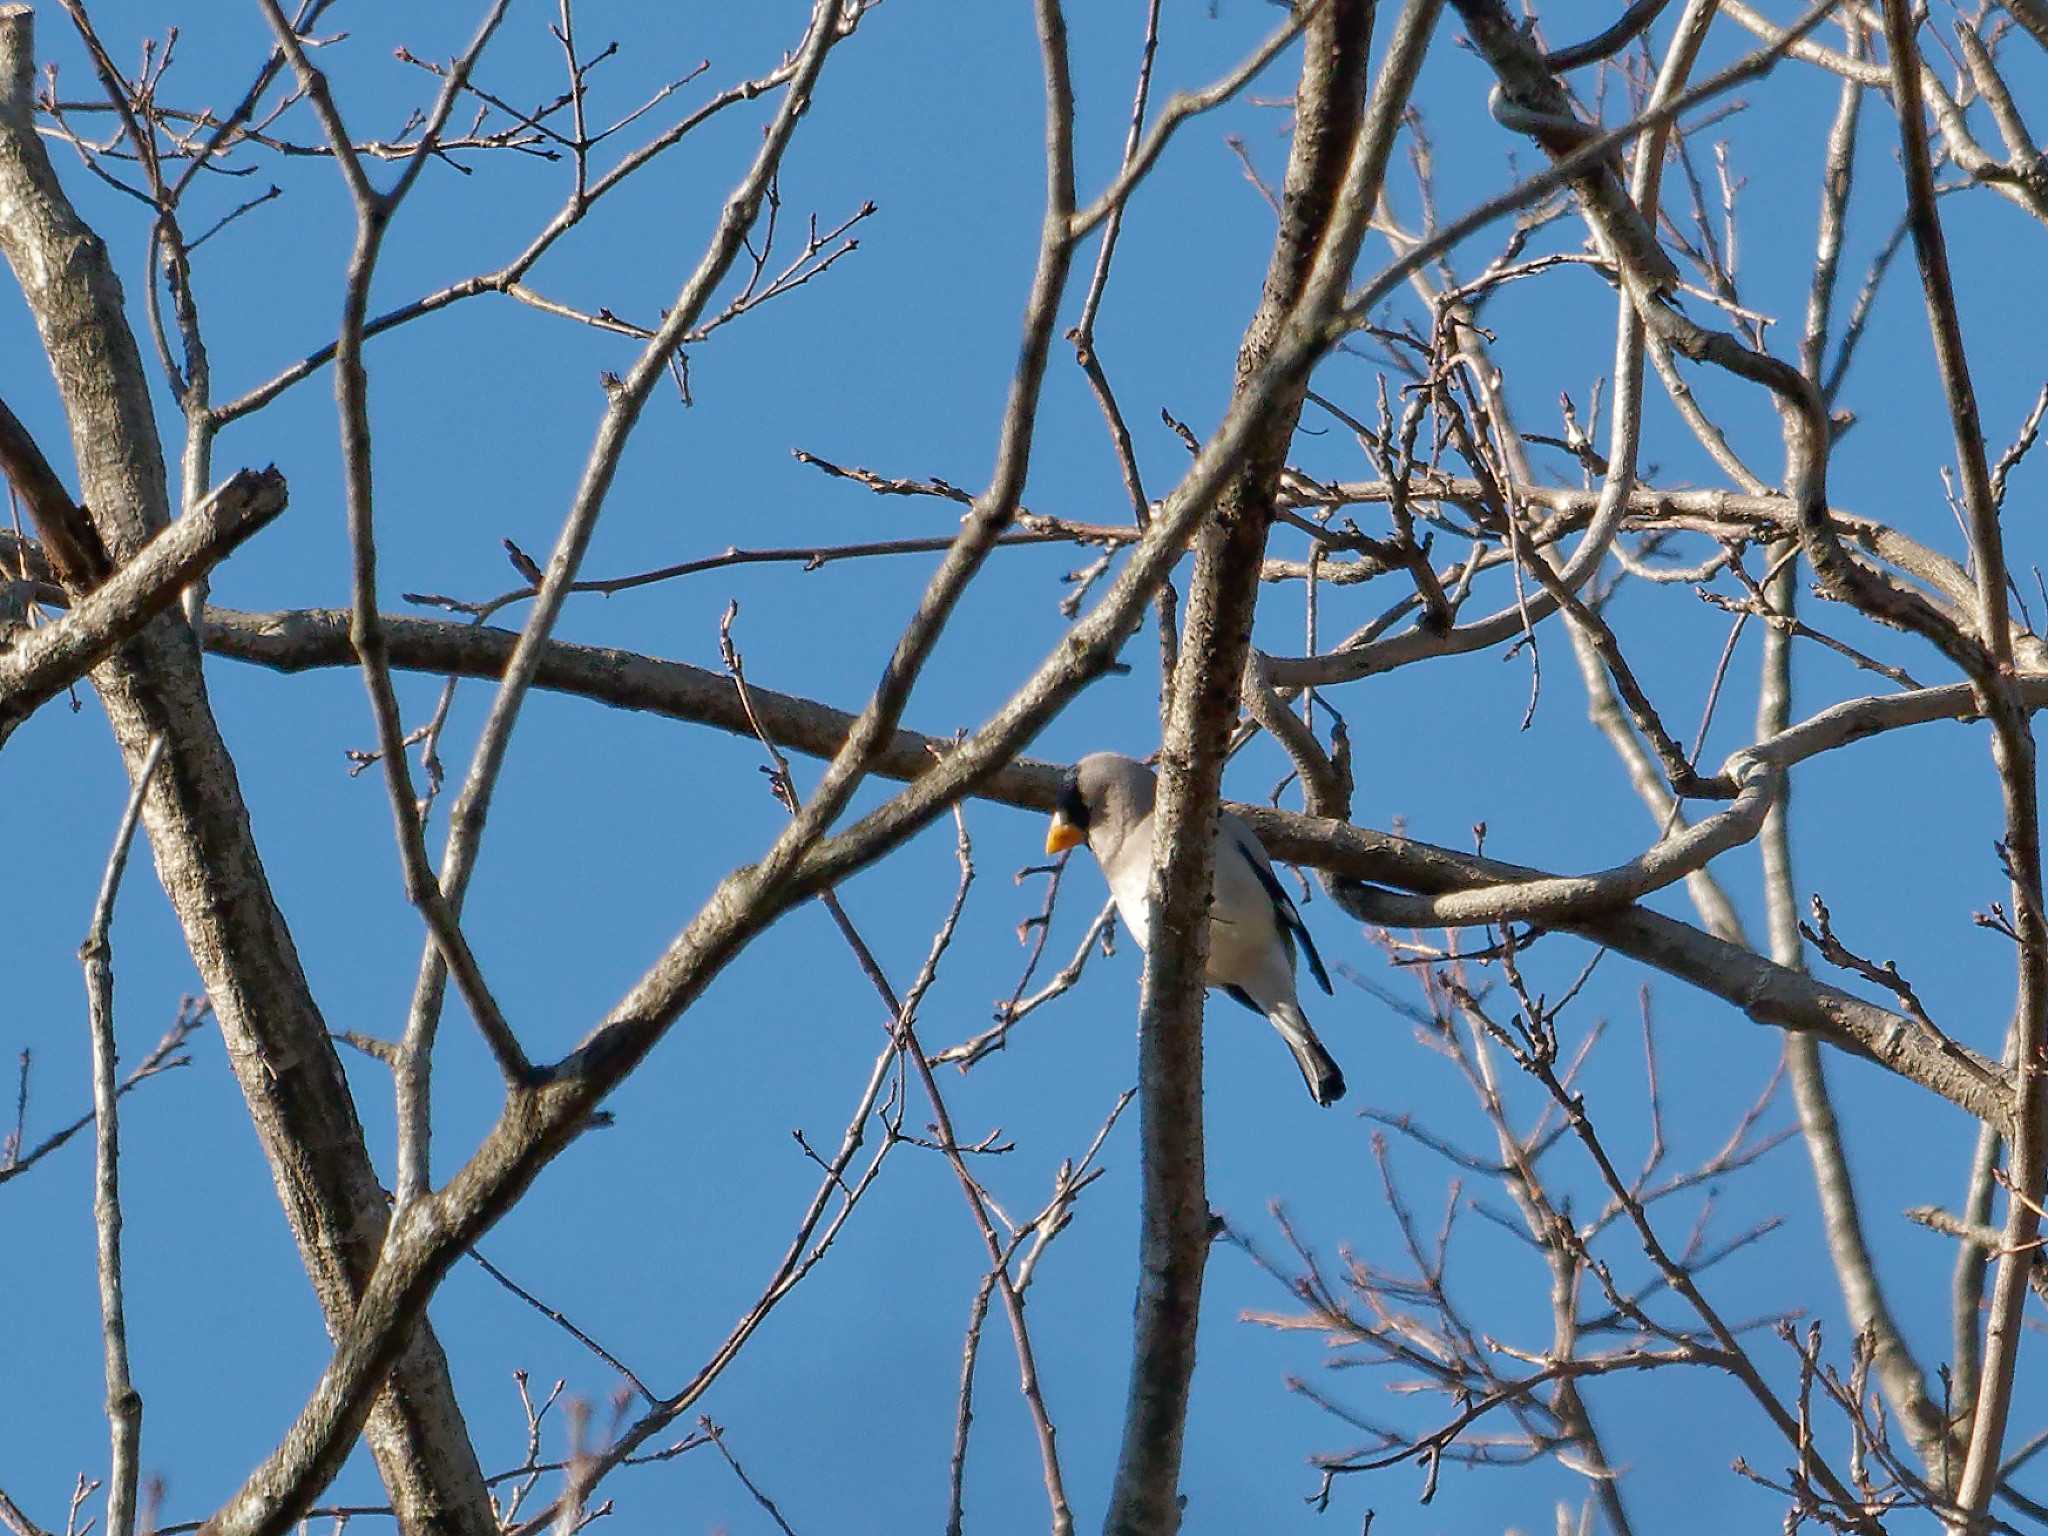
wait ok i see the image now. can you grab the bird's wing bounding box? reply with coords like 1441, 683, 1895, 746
1218, 982, 1265, 1017
1231, 833, 1333, 995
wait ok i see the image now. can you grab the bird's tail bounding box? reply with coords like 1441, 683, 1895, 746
1268, 1000, 1346, 1107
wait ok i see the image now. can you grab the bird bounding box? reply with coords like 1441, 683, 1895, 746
1044, 752, 1344, 1106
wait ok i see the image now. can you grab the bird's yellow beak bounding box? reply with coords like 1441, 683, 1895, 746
1045, 813, 1085, 856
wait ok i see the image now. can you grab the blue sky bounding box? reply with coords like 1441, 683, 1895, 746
5, 1, 2048, 1532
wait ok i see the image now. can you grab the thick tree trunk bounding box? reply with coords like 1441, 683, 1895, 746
1102, 3, 1396, 1529
0, 11, 494, 1532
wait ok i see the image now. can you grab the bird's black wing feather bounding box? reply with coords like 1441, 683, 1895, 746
1236, 836, 1333, 995
1219, 982, 1264, 1017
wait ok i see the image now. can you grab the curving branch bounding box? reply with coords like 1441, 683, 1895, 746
1257, 7, 1845, 692
1344, 756, 1780, 927
204, 602, 1066, 798
1308, 473, 1992, 627
20, 0, 2048, 1527
1457, 0, 1679, 292
195, 592, 2040, 1130
1293, 814, 2013, 1130
198, 601, 2048, 789
68, 6, 2025, 1527
1458, 0, 1864, 662
1543, 0, 1675, 71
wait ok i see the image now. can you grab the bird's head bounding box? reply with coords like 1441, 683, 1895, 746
1044, 752, 1155, 857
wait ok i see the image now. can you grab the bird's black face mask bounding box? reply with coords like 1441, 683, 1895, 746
1045, 769, 1089, 854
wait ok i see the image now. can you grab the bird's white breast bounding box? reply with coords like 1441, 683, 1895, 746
1100, 818, 1156, 951
1092, 809, 1298, 1012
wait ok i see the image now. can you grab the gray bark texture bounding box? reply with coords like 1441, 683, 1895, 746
0, 10, 496, 1534
193, 596, 2016, 1128
1103, 2, 1390, 1528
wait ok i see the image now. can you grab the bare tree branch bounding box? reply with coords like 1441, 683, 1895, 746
2, 8, 2012, 1532
1067, 1, 1323, 240
17, 0, 2048, 1528
193, 594, 2031, 1126
1760, 32, 1958, 1479
0, 999, 206, 1190
1104, 1, 1420, 1525
208, 24, 825, 426
0, 390, 107, 586
393, 0, 861, 1154
1258, 12, 1846, 694
1872, 0, 2048, 1517
0, 466, 285, 736
254, 0, 531, 1208
0, 8, 496, 1530
0, 1489, 52, 1536
79, 733, 164, 1536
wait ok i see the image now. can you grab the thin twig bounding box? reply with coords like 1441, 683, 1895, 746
78, 734, 167, 1536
